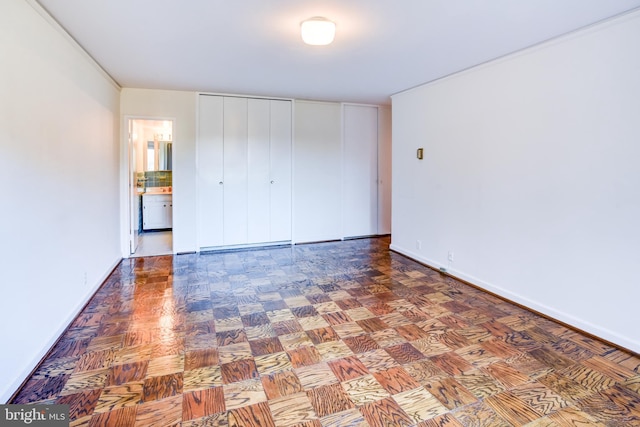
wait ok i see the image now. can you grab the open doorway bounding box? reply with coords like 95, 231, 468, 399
128, 118, 174, 257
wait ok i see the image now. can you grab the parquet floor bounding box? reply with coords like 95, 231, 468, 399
12, 237, 640, 426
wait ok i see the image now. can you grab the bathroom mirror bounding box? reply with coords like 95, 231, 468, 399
145, 140, 172, 171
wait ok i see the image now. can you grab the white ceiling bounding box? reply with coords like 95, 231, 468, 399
37, 0, 640, 105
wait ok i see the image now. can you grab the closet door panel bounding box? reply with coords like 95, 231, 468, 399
198, 95, 224, 247
223, 97, 249, 245
198, 95, 292, 248
270, 100, 292, 241
343, 104, 378, 237
248, 98, 271, 243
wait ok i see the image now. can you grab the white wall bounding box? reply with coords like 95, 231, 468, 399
120, 89, 198, 254
293, 101, 343, 242
0, 0, 121, 402
391, 10, 640, 352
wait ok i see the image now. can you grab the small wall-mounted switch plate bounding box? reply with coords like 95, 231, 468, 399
417, 148, 424, 160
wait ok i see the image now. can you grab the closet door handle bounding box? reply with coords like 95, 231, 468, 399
219, 181, 223, 185
271, 180, 275, 184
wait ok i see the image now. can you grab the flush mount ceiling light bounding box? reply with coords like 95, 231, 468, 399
300, 17, 336, 46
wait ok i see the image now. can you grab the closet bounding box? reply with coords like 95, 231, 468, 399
198, 94, 292, 248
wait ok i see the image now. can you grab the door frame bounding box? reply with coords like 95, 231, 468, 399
121, 115, 176, 258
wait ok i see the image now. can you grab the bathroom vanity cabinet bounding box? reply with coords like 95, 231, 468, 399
142, 193, 172, 230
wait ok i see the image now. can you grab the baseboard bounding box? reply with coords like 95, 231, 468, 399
293, 238, 342, 245
389, 244, 640, 355
4, 256, 123, 403
200, 241, 292, 254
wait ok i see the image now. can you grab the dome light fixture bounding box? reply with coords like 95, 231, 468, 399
300, 17, 336, 46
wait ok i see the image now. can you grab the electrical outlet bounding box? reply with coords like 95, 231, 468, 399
83, 272, 88, 286
448, 251, 454, 262
416, 240, 422, 250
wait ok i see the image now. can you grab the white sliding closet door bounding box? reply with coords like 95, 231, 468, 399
248, 99, 271, 243
223, 97, 249, 245
198, 95, 224, 247
343, 104, 378, 237
198, 95, 292, 249
270, 100, 292, 242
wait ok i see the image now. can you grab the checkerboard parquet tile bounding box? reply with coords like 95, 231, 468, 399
11, 237, 640, 426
